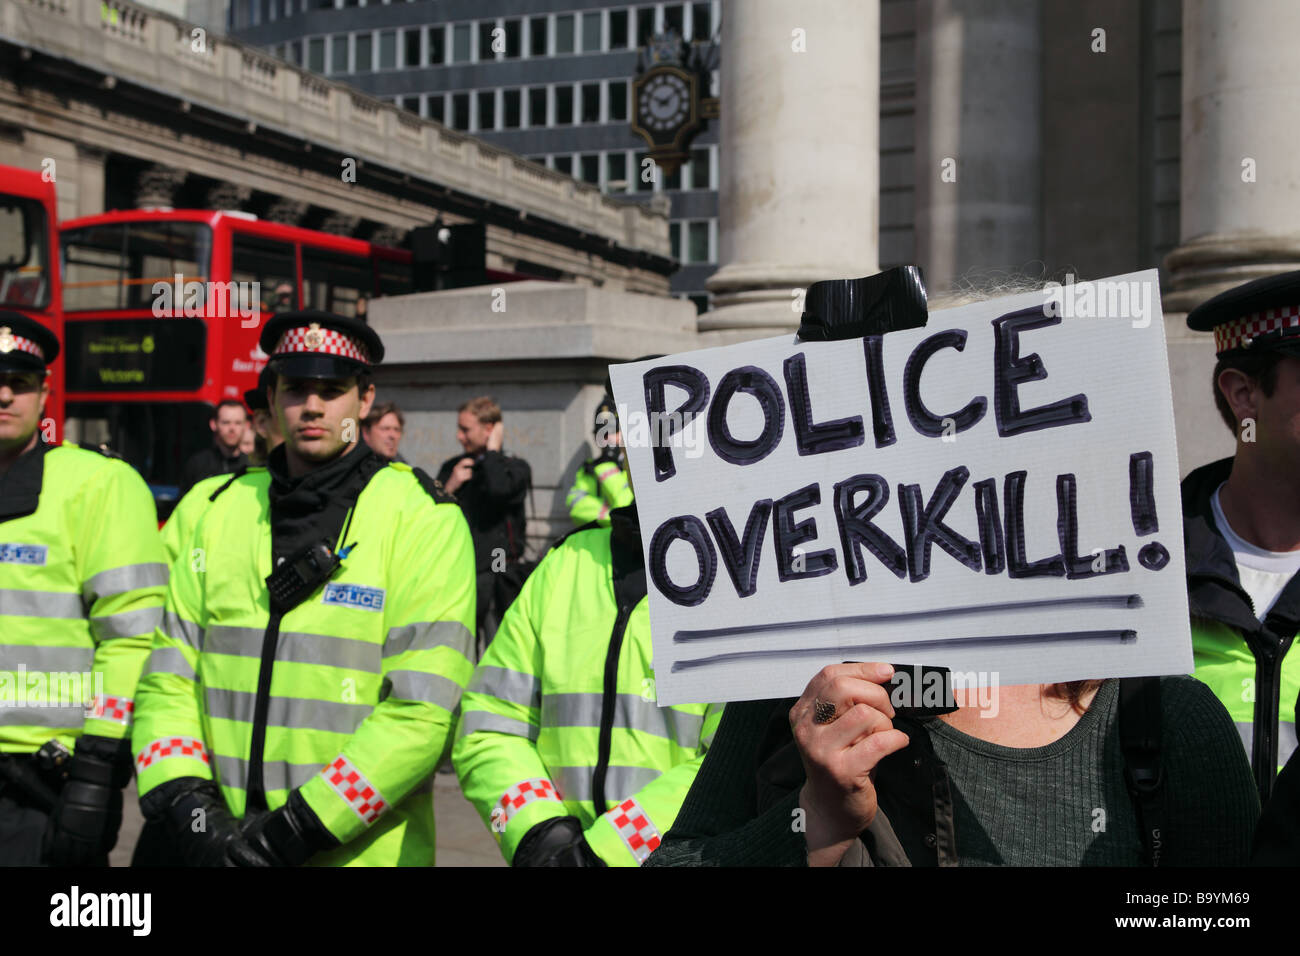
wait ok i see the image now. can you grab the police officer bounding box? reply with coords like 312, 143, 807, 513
565, 389, 633, 528
0, 310, 166, 865
1183, 271, 1300, 803
454, 446, 721, 866
132, 310, 477, 866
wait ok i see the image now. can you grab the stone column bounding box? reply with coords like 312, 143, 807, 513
134, 163, 187, 209
913, 0, 1042, 295
1163, 0, 1300, 313
701, 0, 879, 342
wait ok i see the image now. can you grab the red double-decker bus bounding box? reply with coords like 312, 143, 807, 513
1, 164, 64, 433
58, 210, 412, 517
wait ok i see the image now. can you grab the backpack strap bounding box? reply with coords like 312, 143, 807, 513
1119, 676, 1165, 867
411, 465, 458, 505
208, 464, 251, 502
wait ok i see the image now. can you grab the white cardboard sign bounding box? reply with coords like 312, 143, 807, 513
609, 270, 1192, 706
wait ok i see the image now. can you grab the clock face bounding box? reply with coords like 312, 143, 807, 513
638, 71, 692, 132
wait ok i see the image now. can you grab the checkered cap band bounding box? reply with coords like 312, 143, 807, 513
497, 777, 562, 826
273, 326, 371, 364
136, 736, 210, 771
0, 330, 44, 362
88, 694, 134, 727
606, 796, 660, 864
323, 755, 388, 825
1214, 304, 1300, 354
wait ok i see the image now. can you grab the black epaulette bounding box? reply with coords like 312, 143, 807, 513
208, 465, 250, 502
412, 466, 458, 505
534, 520, 603, 563
82, 442, 124, 460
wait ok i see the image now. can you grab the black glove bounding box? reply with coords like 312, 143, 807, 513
512, 816, 606, 867
236, 788, 340, 867
138, 777, 269, 867
43, 734, 132, 866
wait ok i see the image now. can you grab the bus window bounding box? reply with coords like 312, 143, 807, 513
231, 234, 297, 314
62, 222, 210, 312
302, 249, 370, 318
0, 198, 50, 309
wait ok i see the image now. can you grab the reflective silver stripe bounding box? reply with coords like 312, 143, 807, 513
566, 489, 590, 504
458, 709, 539, 741
213, 754, 325, 794
552, 764, 661, 803
543, 693, 704, 749
83, 563, 168, 603
91, 605, 163, 641
467, 666, 540, 709
162, 610, 204, 652
0, 589, 85, 619
144, 646, 196, 682
205, 687, 371, 735
0, 704, 85, 728
206, 625, 381, 673
384, 621, 473, 659
1236, 721, 1299, 766
385, 670, 462, 710
0, 645, 95, 671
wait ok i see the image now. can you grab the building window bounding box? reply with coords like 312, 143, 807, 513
477, 90, 496, 130
608, 80, 628, 121
554, 155, 573, 176
581, 83, 600, 124
528, 87, 548, 126
634, 151, 654, 192
503, 19, 521, 58
670, 222, 681, 260
690, 147, 711, 189
529, 16, 547, 56
554, 85, 574, 124
688, 221, 710, 263
330, 34, 348, 73
428, 25, 445, 65
400, 95, 419, 114
582, 11, 601, 52
692, 1, 711, 40
555, 14, 575, 54
453, 23, 471, 63
580, 154, 600, 184
478, 21, 498, 60
664, 163, 682, 191
379, 30, 396, 69
609, 9, 629, 49
307, 36, 324, 72
288, 39, 302, 65
452, 92, 469, 130
606, 152, 628, 191
429, 95, 445, 124
636, 6, 655, 46
689, 293, 709, 314
404, 28, 420, 67
503, 88, 521, 128
664, 3, 684, 36
354, 33, 371, 72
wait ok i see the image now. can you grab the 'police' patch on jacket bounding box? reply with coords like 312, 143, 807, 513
0, 543, 47, 565
321, 582, 386, 612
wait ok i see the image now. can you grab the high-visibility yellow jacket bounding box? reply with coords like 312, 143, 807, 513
1, 442, 165, 753
565, 457, 633, 527
132, 458, 477, 866
160, 471, 240, 566
1184, 457, 1300, 802
453, 504, 722, 866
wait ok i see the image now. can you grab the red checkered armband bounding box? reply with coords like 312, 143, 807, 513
136, 736, 210, 771
322, 755, 388, 825
89, 694, 135, 727
605, 797, 661, 864
497, 777, 563, 827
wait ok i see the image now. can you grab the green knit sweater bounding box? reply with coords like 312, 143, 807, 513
645, 676, 1259, 866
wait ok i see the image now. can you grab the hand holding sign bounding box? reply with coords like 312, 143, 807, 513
611, 270, 1191, 706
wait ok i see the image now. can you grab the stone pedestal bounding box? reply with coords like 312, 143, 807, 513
367, 282, 699, 553
701, 0, 880, 343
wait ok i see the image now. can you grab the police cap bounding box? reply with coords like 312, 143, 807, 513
0, 310, 59, 374
259, 309, 384, 380
1186, 270, 1300, 357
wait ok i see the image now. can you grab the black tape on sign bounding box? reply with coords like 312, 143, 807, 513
797, 267, 930, 342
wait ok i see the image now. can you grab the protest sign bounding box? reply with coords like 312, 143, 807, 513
609, 270, 1192, 706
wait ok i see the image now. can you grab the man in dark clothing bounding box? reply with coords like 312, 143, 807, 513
179, 398, 248, 497
436, 396, 531, 647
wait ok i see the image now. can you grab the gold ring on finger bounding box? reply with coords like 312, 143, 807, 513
813, 698, 837, 724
